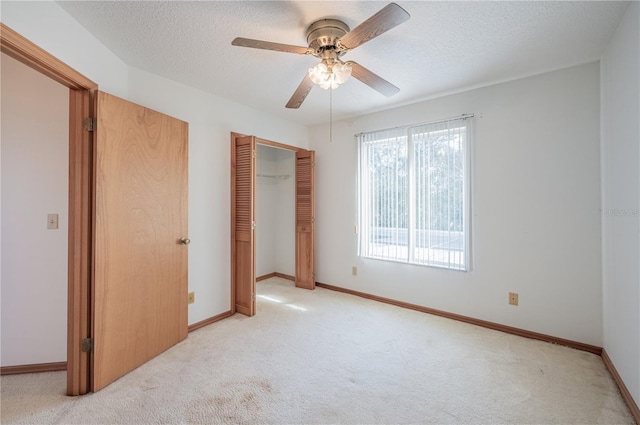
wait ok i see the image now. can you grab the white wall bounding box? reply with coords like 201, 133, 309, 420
257, 146, 278, 277
0, 1, 129, 97
274, 150, 295, 276
601, 2, 640, 407
310, 62, 603, 346
0, 2, 309, 341
1, 53, 69, 366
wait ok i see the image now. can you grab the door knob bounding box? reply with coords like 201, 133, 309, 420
180, 238, 191, 245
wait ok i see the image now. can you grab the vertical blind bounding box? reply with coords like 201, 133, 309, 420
358, 116, 471, 271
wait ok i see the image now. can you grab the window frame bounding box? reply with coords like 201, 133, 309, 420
357, 115, 473, 271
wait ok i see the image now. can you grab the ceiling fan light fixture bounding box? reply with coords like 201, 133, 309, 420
333, 61, 352, 84
308, 61, 352, 90
232, 3, 410, 108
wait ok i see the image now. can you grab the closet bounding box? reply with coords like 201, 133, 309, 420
256, 144, 295, 280
231, 134, 315, 317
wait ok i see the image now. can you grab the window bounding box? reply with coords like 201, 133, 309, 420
357, 116, 472, 271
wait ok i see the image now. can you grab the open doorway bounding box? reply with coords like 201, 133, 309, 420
1, 52, 69, 373
256, 144, 295, 281
1, 23, 96, 395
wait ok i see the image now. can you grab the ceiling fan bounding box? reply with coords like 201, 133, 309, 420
231, 3, 410, 109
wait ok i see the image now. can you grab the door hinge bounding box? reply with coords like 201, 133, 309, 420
252, 221, 256, 230
252, 293, 255, 301
83, 117, 96, 132
81, 337, 94, 352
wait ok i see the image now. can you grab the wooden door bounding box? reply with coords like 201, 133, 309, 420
92, 91, 189, 391
231, 135, 256, 316
295, 150, 315, 289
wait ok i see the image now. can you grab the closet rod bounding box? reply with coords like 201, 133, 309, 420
257, 173, 290, 180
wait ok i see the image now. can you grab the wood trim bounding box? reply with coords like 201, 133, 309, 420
316, 282, 603, 355
2, 24, 96, 396
234, 132, 303, 152
67, 89, 94, 396
256, 137, 304, 152
1, 23, 97, 90
275, 272, 295, 281
230, 132, 240, 315
257, 272, 296, 282
1, 362, 67, 375
602, 349, 640, 423
187, 311, 233, 332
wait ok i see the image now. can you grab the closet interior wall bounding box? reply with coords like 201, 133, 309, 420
256, 144, 295, 278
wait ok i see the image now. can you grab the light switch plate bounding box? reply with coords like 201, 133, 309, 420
47, 213, 59, 229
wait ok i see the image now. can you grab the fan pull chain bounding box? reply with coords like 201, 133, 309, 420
329, 86, 333, 143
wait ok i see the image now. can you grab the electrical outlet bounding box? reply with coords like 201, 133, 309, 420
509, 292, 519, 306
352, 266, 358, 276
188, 292, 195, 304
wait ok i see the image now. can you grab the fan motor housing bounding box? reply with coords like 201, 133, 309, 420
306, 19, 350, 54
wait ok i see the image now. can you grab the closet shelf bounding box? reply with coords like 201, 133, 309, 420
257, 173, 290, 180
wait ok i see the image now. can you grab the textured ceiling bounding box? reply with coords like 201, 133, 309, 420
56, 1, 628, 126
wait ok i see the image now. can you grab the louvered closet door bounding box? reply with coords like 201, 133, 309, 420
295, 150, 315, 289
233, 135, 256, 315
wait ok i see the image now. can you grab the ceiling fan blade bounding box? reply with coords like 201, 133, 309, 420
286, 74, 315, 109
231, 37, 311, 55
338, 3, 410, 50
347, 62, 400, 97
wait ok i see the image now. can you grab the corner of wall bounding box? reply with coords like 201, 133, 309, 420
600, 0, 640, 410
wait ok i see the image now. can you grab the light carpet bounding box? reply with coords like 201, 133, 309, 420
0, 277, 634, 424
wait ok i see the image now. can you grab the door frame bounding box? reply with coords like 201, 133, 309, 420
1, 23, 96, 395
229, 132, 306, 315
